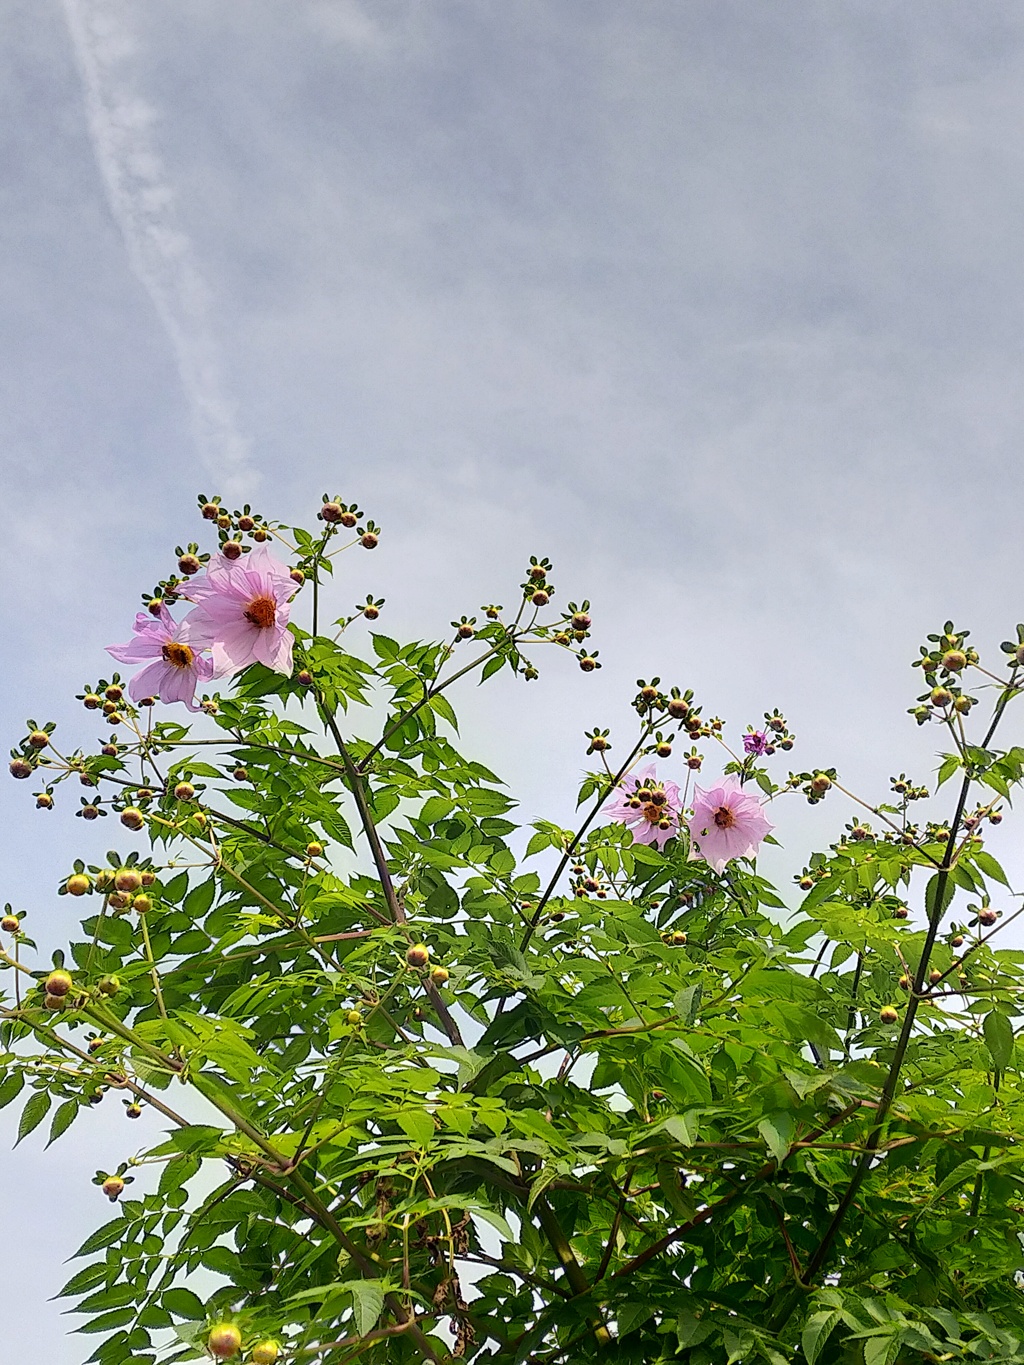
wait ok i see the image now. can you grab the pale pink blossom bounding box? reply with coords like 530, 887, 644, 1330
106, 607, 214, 711
687, 775, 773, 874
604, 763, 682, 849
184, 544, 296, 677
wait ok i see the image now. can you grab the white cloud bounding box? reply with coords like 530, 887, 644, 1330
60, 0, 256, 496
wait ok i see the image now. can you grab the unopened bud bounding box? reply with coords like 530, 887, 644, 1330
290, 568, 305, 584
360, 532, 378, 549
305, 841, 323, 858
177, 554, 201, 576
810, 773, 831, 795
120, 807, 145, 831
320, 502, 343, 523
201, 502, 220, 520
9, 759, 32, 780
173, 781, 196, 802
297, 670, 314, 687
930, 686, 952, 707
222, 540, 243, 560
531, 589, 549, 607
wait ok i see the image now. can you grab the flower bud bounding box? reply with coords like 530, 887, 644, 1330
9, 759, 32, 780
579, 656, 597, 672
201, 502, 220, 520
655, 742, 672, 758
147, 598, 164, 617
120, 807, 145, 831
173, 781, 196, 802
45, 969, 73, 997
589, 735, 609, 752
667, 698, 689, 719
207, 1323, 242, 1359
101, 743, 118, 757
457, 623, 475, 639
305, 841, 324, 858
1, 914, 20, 932
360, 532, 378, 549
290, 568, 305, 584
942, 649, 967, 672
114, 869, 142, 893
879, 1006, 899, 1024
810, 773, 832, 795
251, 1341, 280, 1365
221, 540, 243, 560
98, 976, 120, 996
177, 553, 201, 576
297, 670, 314, 687
898, 974, 910, 990
83, 693, 102, 709
28, 730, 49, 750
686, 755, 702, 770
217, 514, 231, 529
237, 515, 255, 532
530, 589, 549, 607
253, 527, 268, 542
233, 767, 248, 782
930, 686, 952, 707
979, 908, 998, 927
66, 874, 90, 896
341, 511, 358, 527
363, 604, 380, 620
345, 1009, 362, 1026
125, 1103, 142, 1119
430, 965, 450, 985
929, 969, 942, 984
102, 1176, 125, 1201
798, 876, 814, 891
321, 501, 343, 522
571, 613, 591, 631
132, 894, 152, 914
893, 906, 909, 919
950, 934, 964, 947
140, 871, 155, 887
989, 810, 1003, 824
200, 699, 218, 715
406, 943, 430, 968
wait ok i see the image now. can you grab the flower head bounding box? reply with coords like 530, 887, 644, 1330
743, 730, 769, 757
184, 544, 296, 677
604, 763, 681, 849
106, 607, 214, 711
687, 775, 773, 874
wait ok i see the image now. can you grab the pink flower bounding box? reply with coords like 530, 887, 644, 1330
687, 775, 773, 874
743, 730, 769, 757
106, 606, 214, 711
604, 763, 682, 849
184, 544, 296, 677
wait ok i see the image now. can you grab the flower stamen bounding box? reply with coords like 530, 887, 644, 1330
244, 596, 277, 630
161, 641, 195, 670
713, 805, 736, 830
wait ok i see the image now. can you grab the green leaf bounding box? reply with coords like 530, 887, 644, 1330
46, 1099, 79, 1147
983, 1011, 1014, 1071
350, 1280, 385, 1337
396, 1109, 435, 1147
758, 1112, 795, 1162
0, 1071, 25, 1110
16, 1090, 51, 1145
73, 1216, 127, 1259
802, 1310, 842, 1365
183, 878, 216, 920
163, 1287, 206, 1320
924, 872, 955, 922
973, 849, 1010, 888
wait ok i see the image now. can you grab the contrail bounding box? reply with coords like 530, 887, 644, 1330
60, 0, 255, 496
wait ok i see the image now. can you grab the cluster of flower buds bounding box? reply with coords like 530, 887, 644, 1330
796, 864, 832, 890
660, 928, 688, 946
521, 556, 553, 607
787, 769, 836, 804
8, 719, 55, 782
74, 677, 140, 726
571, 865, 609, 899
890, 774, 929, 802
762, 711, 796, 751
200, 495, 271, 543
910, 624, 979, 723
317, 494, 361, 529
549, 601, 594, 652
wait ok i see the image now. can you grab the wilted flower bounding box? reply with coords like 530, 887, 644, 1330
743, 730, 769, 757
688, 775, 773, 874
605, 763, 681, 849
106, 607, 213, 711
185, 544, 296, 677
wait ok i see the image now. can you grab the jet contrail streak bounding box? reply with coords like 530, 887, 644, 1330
61, 0, 255, 495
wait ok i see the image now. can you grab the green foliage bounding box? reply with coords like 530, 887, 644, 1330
4, 525, 1024, 1364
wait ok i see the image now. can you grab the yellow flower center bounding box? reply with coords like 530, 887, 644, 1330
643, 803, 664, 824
244, 595, 277, 629
713, 805, 736, 829
161, 641, 195, 669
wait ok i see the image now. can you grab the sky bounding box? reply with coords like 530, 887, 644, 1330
3, 0, 1024, 1356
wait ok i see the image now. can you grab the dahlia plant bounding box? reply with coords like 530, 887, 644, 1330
5, 492, 1024, 1365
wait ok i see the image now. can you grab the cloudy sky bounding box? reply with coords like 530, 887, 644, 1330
3, 0, 1024, 1355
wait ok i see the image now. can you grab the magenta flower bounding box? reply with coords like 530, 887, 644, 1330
743, 730, 769, 757
184, 544, 296, 677
687, 775, 773, 874
106, 606, 214, 711
604, 763, 682, 849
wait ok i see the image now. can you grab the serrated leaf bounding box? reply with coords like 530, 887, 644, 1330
758, 1112, 795, 1162
0, 1071, 25, 1110
803, 1310, 841, 1365
350, 1280, 385, 1337
163, 1287, 205, 1320
983, 1011, 1014, 1071
973, 849, 1010, 888
46, 1098, 79, 1147
924, 872, 955, 922
15, 1090, 51, 1145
